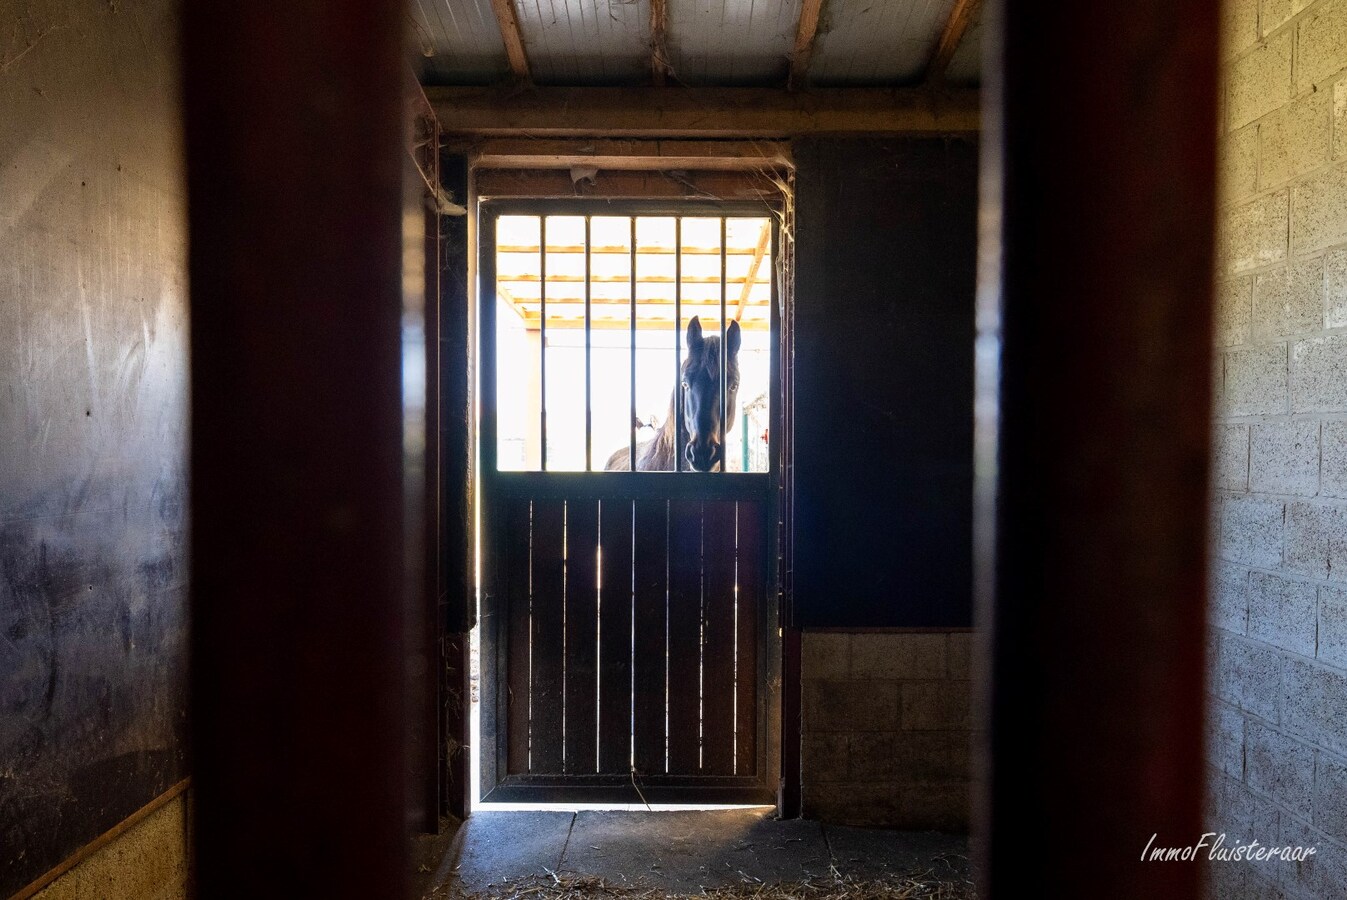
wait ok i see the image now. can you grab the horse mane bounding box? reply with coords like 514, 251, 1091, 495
605, 380, 681, 471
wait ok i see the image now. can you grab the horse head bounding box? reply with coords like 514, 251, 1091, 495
681, 316, 742, 472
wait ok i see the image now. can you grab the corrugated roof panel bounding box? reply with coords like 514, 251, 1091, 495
514, 0, 651, 85
943, 6, 982, 85
808, 0, 953, 86
666, 0, 802, 86
517, 0, 652, 85
413, 0, 978, 88
413, 0, 512, 85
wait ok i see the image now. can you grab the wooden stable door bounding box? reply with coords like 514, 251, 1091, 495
486, 496, 769, 801
478, 201, 780, 804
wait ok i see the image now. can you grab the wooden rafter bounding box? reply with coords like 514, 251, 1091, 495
498, 244, 766, 256
467, 139, 793, 172
500, 274, 769, 286
790, 0, 825, 88
490, 0, 531, 82
498, 285, 773, 331
427, 86, 981, 138
511, 298, 772, 312
736, 222, 772, 321
650, 0, 672, 86
515, 316, 771, 332
474, 169, 783, 200
926, 0, 980, 84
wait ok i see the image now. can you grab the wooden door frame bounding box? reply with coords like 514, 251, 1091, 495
437, 151, 475, 823
473, 197, 787, 806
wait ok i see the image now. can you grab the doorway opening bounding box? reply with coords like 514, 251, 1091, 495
473, 201, 785, 809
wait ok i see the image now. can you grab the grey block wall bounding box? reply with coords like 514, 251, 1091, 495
800, 631, 973, 829
1209, 1, 1347, 895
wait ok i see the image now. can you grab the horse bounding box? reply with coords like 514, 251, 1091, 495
604, 316, 742, 473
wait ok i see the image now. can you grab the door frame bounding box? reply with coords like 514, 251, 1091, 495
474, 197, 786, 806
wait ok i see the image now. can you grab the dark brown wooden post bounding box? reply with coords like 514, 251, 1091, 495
183, 1, 409, 895
975, 1, 1219, 896
440, 152, 475, 820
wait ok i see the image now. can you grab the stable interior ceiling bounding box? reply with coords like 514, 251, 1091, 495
411, 0, 983, 87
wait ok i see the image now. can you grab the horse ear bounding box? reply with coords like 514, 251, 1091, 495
726, 319, 742, 357
686, 316, 704, 349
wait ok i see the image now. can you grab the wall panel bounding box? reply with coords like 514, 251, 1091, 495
792, 137, 977, 629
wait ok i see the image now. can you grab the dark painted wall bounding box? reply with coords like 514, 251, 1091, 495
793, 138, 977, 628
0, 1, 189, 894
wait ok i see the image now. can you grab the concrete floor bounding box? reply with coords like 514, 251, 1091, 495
415, 808, 970, 898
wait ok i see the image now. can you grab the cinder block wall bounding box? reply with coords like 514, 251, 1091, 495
1208, 1, 1347, 895
801, 631, 972, 829
32, 792, 191, 900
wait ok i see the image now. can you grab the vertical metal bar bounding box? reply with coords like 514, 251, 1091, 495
540, 216, 548, 471
585, 215, 593, 471
480, 212, 500, 479
769, 219, 781, 483
629, 217, 638, 471
674, 217, 683, 473
719, 217, 728, 474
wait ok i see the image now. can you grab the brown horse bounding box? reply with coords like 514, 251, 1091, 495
605, 316, 742, 472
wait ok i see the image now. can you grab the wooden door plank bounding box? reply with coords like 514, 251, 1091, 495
599, 499, 635, 775
735, 501, 762, 776
666, 500, 704, 775
700, 500, 737, 775
564, 500, 600, 774
529, 499, 567, 774
631, 500, 668, 777
505, 498, 534, 775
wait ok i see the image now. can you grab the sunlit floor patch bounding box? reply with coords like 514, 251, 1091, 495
416, 808, 971, 900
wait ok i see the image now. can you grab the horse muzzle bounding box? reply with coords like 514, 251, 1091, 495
685, 440, 722, 472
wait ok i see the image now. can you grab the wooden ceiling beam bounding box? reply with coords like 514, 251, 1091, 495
427, 86, 980, 138
500, 246, 767, 257
498, 244, 767, 256
499, 274, 769, 286
466, 138, 793, 172
490, 0, 531, 82
475, 169, 781, 201
926, 0, 980, 84
515, 317, 771, 332
790, 0, 826, 88
495, 299, 770, 309
650, 0, 672, 85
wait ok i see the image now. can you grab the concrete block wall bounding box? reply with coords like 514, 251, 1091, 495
800, 631, 973, 829
32, 791, 191, 900
1210, 1, 1347, 895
